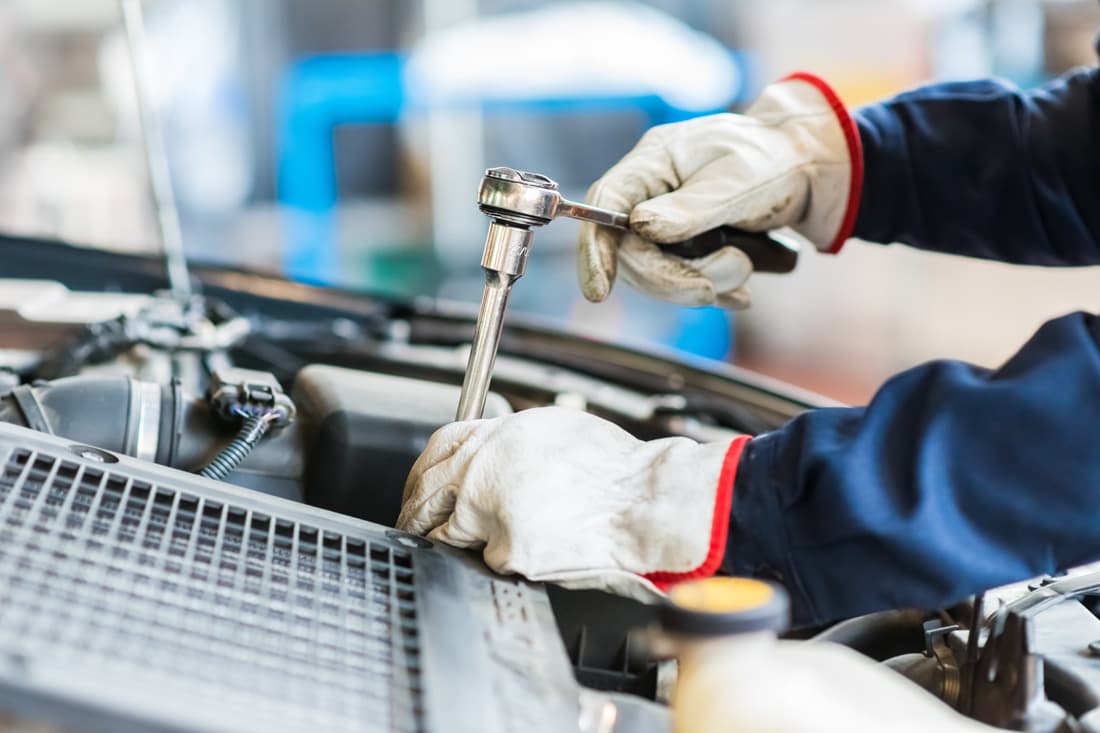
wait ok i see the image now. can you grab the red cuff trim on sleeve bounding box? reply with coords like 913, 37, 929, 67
644, 434, 751, 590
782, 72, 864, 255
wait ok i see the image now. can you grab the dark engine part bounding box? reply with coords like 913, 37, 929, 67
33, 295, 250, 380
812, 609, 930, 661
817, 593, 1100, 733
0, 376, 303, 499
962, 575, 1100, 732
292, 364, 512, 526
547, 586, 664, 698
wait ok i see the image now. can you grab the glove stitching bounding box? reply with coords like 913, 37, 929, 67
399, 419, 511, 534
398, 481, 460, 534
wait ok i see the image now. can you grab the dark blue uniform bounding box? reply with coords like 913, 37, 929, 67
724, 64, 1100, 626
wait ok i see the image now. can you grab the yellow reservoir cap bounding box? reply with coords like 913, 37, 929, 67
670, 578, 775, 614
660, 577, 790, 637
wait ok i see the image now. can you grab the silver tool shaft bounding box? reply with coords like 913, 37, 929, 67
456, 168, 634, 421
455, 220, 532, 420
120, 0, 192, 303
455, 274, 514, 420
557, 200, 630, 229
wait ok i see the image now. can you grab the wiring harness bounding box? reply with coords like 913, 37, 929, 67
200, 368, 295, 481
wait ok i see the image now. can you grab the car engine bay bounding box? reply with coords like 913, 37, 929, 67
5, 235, 1100, 732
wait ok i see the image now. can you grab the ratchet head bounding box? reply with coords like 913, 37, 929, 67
476, 165, 797, 274
477, 167, 563, 228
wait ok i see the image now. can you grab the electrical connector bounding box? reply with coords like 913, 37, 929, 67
205, 368, 295, 427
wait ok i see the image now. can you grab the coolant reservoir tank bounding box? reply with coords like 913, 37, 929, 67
659, 578, 998, 733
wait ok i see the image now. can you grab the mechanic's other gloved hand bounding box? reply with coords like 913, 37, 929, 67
397, 406, 749, 602
578, 73, 863, 308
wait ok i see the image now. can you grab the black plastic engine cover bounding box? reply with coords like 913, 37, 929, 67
292, 365, 512, 527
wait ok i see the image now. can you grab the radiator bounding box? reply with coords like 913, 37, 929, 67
0, 424, 578, 733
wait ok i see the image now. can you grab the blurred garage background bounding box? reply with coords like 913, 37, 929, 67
0, 0, 1097, 404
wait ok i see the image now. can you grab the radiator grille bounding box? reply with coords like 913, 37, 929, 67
0, 448, 425, 733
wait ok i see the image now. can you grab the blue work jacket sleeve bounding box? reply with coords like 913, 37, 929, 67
722, 310, 1100, 627
852, 66, 1100, 264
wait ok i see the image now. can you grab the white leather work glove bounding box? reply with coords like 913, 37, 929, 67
397, 406, 749, 601
578, 72, 863, 308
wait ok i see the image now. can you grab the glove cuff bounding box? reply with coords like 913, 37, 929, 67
643, 434, 750, 590
780, 72, 864, 254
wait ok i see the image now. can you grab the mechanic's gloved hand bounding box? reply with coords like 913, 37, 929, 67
578, 73, 863, 307
397, 406, 749, 601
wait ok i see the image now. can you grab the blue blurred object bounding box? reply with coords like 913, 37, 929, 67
276, 53, 406, 282
672, 305, 732, 360
276, 49, 752, 282
276, 49, 751, 359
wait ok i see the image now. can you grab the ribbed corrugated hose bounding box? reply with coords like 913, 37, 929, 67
199, 412, 277, 481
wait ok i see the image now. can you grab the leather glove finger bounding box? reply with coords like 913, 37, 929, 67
403, 420, 479, 487
397, 418, 499, 534
689, 245, 753, 295
425, 513, 484, 549
578, 140, 678, 303
618, 232, 753, 307
618, 234, 714, 306
633, 157, 806, 243
577, 220, 620, 303
397, 482, 458, 537
587, 127, 679, 214
631, 163, 744, 243
715, 285, 752, 310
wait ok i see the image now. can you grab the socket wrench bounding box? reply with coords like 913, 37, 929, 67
455, 166, 799, 420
